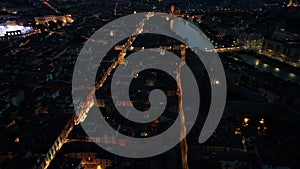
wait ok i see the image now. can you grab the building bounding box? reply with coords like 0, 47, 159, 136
35, 15, 74, 26
0, 21, 34, 38
262, 30, 300, 62
10, 90, 25, 107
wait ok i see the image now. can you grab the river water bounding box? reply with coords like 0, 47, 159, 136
170, 18, 299, 85
232, 53, 300, 85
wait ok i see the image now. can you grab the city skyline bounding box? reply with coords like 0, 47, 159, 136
0, 1, 300, 169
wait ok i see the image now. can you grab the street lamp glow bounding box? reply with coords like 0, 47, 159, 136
255, 59, 260, 66
110, 30, 114, 36
243, 118, 250, 127
289, 73, 296, 78
259, 118, 264, 124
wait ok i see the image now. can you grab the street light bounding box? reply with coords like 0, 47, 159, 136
259, 119, 264, 124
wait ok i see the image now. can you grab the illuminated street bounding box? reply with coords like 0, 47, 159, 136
1, 1, 300, 169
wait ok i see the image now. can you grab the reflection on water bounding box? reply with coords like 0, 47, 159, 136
169, 18, 299, 85
170, 18, 214, 50
234, 54, 300, 85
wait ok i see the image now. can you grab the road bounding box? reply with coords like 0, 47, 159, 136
40, 12, 192, 169
75, 12, 153, 125
42, 1, 61, 14
176, 46, 189, 169
39, 12, 154, 169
